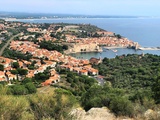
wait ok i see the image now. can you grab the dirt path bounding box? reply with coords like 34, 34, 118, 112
0, 33, 21, 56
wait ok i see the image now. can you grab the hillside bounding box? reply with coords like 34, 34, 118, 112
0, 20, 160, 120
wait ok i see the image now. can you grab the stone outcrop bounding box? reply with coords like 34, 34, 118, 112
70, 107, 133, 120
143, 109, 160, 120
70, 107, 160, 120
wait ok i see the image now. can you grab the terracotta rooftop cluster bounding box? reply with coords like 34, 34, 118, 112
0, 56, 59, 85
65, 31, 136, 47
8, 40, 99, 85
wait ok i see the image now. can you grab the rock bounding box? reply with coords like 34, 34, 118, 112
70, 107, 86, 120
70, 107, 116, 120
144, 109, 160, 120
85, 107, 116, 120
144, 109, 154, 117
70, 108, 160, 120
70, 107, 135, 120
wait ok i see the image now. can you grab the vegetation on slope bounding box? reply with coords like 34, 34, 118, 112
39, 40, 68, 53
1, 54, 160, 119
84, 54, 160, 116
93, 54, 159, 92
3, 48, 32, 61
0, 85, 77, 120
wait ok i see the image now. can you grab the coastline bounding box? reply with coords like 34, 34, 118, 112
3, 17, 141, 21
69, 47, 160, 60
65, 46, 130, 54
138, 47, 160, 50
4, 18, 160, 55
64, 49, 103, 54
103, 46, 127, 49
102, 46, 160, 51
4, 18, 115, 22
3, 17, 160, 48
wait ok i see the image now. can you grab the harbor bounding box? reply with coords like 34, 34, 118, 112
70, 47, 160, 59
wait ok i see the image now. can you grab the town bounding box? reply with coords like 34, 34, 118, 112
0, 19, 139, 87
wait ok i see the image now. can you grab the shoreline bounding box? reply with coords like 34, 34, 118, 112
66, 46, 130, 54
65, 50, 103, 55
67, 46, 160, 55
3, 17, 140, 21
138, 47, 160, 50
103, 46, 127, 49
3, 16, 158, 22
69, 47, 160, 60
4, 18, 160, 53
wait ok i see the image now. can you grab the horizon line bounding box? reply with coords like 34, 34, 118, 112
0, 11, 153, 17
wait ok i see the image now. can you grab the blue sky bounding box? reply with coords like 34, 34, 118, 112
0, 0, 160, 16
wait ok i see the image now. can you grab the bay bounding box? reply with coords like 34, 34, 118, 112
13, 18, 160, 59
70, 48, 160, 59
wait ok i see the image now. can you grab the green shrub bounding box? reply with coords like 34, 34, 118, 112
110, 97, 134, 117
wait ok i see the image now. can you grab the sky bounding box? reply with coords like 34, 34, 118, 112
0, 0, 160, 16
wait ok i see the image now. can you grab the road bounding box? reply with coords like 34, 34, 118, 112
0, 33, 21, 56
91, 76, 106, 86
96, 78, 106, 86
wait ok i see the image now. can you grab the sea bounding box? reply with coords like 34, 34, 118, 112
12, 18, 160, 59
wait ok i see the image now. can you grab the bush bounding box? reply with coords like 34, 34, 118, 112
17, 68, 28, 76
22, 77, 32, 84
152, 79, 160, 103
11, 85, 28, 95
0, 64, 4, 71
10, 70, 18, 75
12, 62, 20, 69
25, 83, 37, 94
28, 88, 77, 120
110, 97, 134, 117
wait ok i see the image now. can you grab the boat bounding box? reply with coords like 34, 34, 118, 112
105, 48, 110, 50
112, 49, 118, 52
